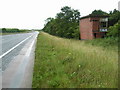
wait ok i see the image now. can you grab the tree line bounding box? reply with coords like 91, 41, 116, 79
43, 6, 80, 39
0, 28, 30, 33
42, 6, 120, 39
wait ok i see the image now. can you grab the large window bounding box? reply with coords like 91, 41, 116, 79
100, 22, 107, 28
99, 18, 108, 32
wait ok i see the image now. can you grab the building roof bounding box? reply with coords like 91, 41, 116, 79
80, 14, 109, 20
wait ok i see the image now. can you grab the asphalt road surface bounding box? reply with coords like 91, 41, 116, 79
1, 31, 39, 88
0, 32, 37, 71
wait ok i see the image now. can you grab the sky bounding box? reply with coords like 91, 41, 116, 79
0, 0, 119, 29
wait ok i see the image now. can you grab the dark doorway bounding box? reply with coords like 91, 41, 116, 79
94, 33, 97, 38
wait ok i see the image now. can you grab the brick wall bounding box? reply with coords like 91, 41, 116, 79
80, 18, 94, 40
91, 17, 100, 31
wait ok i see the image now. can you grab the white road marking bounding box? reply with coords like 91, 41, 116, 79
0, 34, 33, 59
10, 33, 37, 88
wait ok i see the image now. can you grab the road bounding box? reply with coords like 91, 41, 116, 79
1, 31, 39, 88
1, 32, 33, 71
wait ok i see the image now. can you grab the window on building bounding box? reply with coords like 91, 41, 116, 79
90, 20, 99, 22
100, 22, 107, 28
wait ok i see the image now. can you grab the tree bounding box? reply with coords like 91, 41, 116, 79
2, 28, 6, 33
90, 9, 108, 15
108, 9, 120, 26
43, 6, 80, 39
107, 20, 120, 37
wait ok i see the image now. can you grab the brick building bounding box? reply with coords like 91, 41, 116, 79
80, 15, 109, 40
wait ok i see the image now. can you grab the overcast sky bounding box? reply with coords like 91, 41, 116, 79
0, 0, 119, 29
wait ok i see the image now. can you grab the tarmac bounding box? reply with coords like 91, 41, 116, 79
2, 31, 39, 88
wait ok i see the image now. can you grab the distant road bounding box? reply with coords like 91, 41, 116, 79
0, 32, 38, 71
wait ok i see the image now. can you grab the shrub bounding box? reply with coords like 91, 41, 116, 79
107, 21, 120, 37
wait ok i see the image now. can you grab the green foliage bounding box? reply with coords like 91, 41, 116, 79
90, 9, 108, 15
1, 28, 7, 33
84, 37, 118, 51
0, 28, 30, 33
43, 6, 80, 39
107, 21, 120, 37
108, 9, 120, 26
1, 28, 20, 33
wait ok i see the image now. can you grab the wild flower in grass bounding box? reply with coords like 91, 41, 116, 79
73, 72, 76, 74
78, 64, 81, 68
52, 48, 55, 50
98, 85, 101, 87
70, 72, 76, 77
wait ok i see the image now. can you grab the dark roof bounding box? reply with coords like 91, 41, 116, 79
80, 14, 109, 20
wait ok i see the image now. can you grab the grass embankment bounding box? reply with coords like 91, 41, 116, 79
32, 32, 118, 88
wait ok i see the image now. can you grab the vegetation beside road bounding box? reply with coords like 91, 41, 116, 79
42, 6, 80, 39
32, 6, 119, 88
0, 28, 31, 35
84, 37, 118, 52
32, 32, 118, 88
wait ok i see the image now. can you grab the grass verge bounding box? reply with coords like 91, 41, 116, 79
32, 32, 118, 88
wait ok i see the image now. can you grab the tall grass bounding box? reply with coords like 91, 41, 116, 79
84, 37, 118, 52
32, 32, 118, 88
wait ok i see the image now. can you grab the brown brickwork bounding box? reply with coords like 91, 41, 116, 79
80, 15, 108, 40
80, 18, 93, 40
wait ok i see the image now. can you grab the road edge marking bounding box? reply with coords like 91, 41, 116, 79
0, 34, 33, 59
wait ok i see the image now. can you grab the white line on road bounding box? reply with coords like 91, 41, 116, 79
0, 34, 33, 59
10, 33, 37, 88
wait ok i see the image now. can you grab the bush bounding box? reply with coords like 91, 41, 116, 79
2, 28, 7, 33
107, 21, 120, 37
0, 28, 29, 33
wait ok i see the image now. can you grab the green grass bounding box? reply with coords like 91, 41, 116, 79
84, 37, 118, 52
32, 32, 118, 88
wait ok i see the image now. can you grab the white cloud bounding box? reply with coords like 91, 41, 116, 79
0, 0, 119, 29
